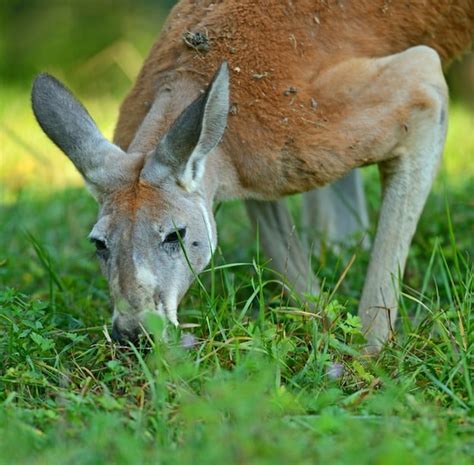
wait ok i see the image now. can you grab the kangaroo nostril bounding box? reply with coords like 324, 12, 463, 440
111, 321, 123, 342
111, 320, 140, 344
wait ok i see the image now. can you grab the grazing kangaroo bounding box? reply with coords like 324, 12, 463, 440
32, 1, 474, 350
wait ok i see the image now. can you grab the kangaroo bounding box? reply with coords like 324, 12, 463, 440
32, 0, 474, 351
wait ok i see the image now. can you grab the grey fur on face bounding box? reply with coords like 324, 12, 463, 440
32, 64, 229, 340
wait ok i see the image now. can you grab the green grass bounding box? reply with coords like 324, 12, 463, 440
0, 82, 473, 465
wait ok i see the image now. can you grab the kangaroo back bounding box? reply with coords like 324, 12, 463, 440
115, 0, 473, 151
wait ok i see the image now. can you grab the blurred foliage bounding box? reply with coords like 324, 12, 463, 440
447, 54, 474, 109
0, 0, 177, 94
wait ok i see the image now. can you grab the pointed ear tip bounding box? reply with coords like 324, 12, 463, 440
218, 61, 230, 78
32, 73, 60, 101
33, 72, 54, 88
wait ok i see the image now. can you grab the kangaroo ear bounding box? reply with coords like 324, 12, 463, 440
32, 74, 132, 196
142, 62, 230, 191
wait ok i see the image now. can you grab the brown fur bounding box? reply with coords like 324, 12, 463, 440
111, 180, 166, 217
114, 0, 473, 198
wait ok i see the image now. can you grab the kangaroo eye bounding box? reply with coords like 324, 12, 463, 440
164, 228, 186, 244
90, 238, 109, 259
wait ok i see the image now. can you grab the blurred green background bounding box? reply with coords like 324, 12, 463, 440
1, 1, 177, 195
0, 0, 472, 197
0, 0, 176, 89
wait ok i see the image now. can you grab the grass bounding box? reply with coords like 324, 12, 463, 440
0, 80, 473, 464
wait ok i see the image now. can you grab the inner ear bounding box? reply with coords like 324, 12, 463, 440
142, 62, 230, 191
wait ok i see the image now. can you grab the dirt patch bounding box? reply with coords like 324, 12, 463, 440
183, 30, 210, 53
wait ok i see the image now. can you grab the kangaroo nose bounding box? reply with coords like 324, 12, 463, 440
111, 320, 140, 344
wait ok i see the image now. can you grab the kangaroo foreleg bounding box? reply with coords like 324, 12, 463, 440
302, 169, 370, 255
245, 199, 320, 298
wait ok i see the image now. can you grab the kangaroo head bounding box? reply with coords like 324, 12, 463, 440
32, 64, 229, 342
